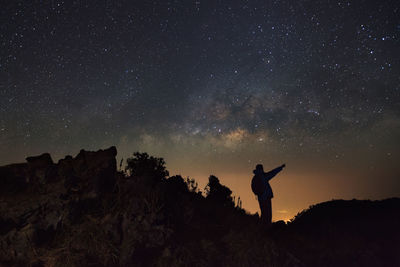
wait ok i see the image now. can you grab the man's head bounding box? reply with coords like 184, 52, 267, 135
255, 164, 264, 172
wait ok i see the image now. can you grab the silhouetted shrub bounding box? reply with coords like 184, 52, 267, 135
125, 152, 169, 184
205, 175, 233, 207
166, 175, 188, 194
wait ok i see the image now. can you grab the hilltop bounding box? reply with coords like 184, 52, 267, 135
0, 147, 399, 266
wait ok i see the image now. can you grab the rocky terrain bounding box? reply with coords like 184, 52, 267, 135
0, 147, 399, 266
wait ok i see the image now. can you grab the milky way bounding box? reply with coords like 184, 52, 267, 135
1, 1, 399, 219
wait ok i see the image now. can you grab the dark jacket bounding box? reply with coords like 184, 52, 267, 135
253, 166, 283, 200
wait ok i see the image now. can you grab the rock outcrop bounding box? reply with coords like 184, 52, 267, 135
0, 147, 117, 264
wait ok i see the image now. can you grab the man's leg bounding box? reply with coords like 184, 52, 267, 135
259, 198, 272, 225
265, 198, 272, 224
258, 199, 265, 223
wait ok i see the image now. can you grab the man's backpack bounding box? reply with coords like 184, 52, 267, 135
251, 175, 264, 195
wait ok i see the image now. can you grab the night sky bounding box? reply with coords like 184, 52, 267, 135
1, 0, 399, 220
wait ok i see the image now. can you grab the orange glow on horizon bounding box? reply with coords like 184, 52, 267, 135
166, 164, 400, 222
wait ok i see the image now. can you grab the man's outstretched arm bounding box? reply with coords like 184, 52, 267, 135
265, 164, 285, 180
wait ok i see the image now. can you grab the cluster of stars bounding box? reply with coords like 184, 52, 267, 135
0, 0, 398, 167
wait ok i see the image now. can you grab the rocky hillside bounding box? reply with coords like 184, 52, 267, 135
0, 147, 399, 267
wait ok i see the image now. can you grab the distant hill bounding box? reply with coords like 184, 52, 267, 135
0, 147, 399, 266
281, 198, 400, 267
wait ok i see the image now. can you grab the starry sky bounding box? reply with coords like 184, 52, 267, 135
1, 0, 399, 221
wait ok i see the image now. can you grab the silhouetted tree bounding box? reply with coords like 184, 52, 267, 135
205, 175, 233, 207
166, 175, 188, 193
125, 152, 169, 183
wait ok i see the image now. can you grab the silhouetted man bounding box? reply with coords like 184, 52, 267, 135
252, 164, 285, 225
